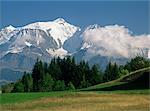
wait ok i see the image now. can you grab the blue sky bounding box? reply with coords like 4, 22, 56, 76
0, 1, 149, 35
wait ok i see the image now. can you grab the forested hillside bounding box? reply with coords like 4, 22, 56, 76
2, 56, 150, 93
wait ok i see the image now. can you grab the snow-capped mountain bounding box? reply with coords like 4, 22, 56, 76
0, 18, 150, 82
23, 18, 80, 47
0, 25, 16, 45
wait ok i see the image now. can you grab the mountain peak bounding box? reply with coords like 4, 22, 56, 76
0, 18, 80, 51
86, 24, 100, 30
3, 25, 16, 31
54, 18, 66, 24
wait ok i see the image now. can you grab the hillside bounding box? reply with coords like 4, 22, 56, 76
81, 67, 150, 91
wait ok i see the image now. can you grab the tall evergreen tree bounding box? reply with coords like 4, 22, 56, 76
78, 60, 91, 88
38, 60, 46, 91
112, 63, 119, 80
22, 72, 33, 92
103, 62, 112, 82
90, 64, 103, 85
32, 59, 40, 91
32, 59, 45, 91
103, 62, 119, 82
42, 73, 54, 91
48, 58, 62, 80
44, 62, 48, 74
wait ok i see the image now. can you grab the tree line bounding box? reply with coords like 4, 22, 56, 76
2, 56, 150, 93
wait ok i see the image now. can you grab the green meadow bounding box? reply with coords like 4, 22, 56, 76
0, 90, 150, 111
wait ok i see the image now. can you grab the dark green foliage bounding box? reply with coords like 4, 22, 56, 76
103, 62, 119, 82
32, 59, 46, 92
90, 64, 103, 85
67, 82, 75, 90
124, 56, 150, 72
118, 68, 129, 77
76, 61, 91, 88
41, 73, 54, 92
53, 80, 66, 91
28, 56, 103, 91
6, 56, 149, 93
22, 72, 33, 92
80, 75, 91, 88
13, 80, 24, 92
48, 57, 62, 80
32, 59, 40, 91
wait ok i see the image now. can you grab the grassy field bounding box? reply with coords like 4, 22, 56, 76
1, 67, 149, 111
0, 90, 150, 111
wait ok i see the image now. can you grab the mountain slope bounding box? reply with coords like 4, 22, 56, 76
81, 67, 150, 91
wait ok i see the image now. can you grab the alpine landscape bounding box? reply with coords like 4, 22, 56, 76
0, 1, 150, 111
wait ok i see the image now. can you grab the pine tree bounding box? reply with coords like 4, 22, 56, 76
32, 59, 45, 92
73, 65, 83, 88
112, 63, 119, 80
103, 62, 119, 82
80, 74, 90, 88
38, 60, 46, 91
32, 59, 40, 91
42, 73, 54, 92
22, 72, 33, 92
90, 64, 103, 85
103, 62, 112, 82
44, 62, 48, 74
48, 58, 62, 80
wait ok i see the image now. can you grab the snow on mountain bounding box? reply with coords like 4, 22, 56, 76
46, 47, 68, 58
0, 20, 149, 61
25, 41, 32, 47
23, 18, 80, 47
0, 25, 16, 45
5, 25, 16, 31
0, 18, 80, 59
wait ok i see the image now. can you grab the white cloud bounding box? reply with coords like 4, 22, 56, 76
82, 24, 150, 59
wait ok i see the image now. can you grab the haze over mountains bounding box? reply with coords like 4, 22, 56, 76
0, 18, 150, 82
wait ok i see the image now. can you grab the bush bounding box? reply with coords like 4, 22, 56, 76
118, 69, 129, 77
67, 82, 75, 90
13, 81, 24, 92
2, 83, 14, 93
53, 80, 66, 91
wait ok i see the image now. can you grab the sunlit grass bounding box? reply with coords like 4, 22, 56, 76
1, 91, 150, 111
